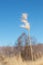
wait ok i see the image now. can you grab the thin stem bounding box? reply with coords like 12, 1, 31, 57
28, 30, 33, 61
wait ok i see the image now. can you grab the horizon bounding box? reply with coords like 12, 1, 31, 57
0, 0, 43, 46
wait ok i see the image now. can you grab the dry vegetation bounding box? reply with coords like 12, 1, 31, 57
0, 33, 43, 65
0, 54, 43, 65
0, 45, 43, 65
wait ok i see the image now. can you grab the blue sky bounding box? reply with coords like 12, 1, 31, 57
0, 0, 43, 46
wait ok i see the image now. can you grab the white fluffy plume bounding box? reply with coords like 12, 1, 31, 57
22, 13, 28, 20
20, 13, 30, 30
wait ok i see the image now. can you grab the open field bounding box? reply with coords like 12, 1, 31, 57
0, 55, 43, 65
0, 43, 43, 65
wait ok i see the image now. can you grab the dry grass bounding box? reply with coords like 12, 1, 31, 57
0, 55, 43, 65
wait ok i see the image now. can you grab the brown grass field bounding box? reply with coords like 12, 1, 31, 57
0, 55, 43, 65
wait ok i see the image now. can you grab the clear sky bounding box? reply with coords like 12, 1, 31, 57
0, 0, 43, 46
